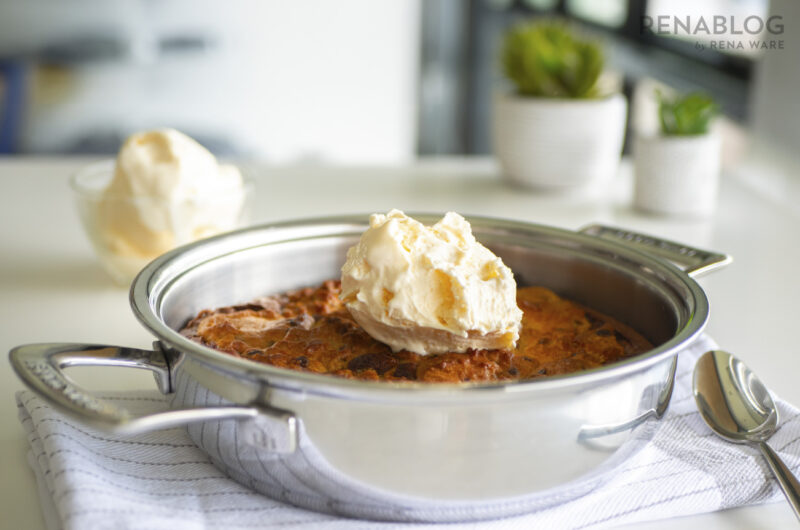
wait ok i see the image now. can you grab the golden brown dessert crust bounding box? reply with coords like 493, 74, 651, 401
181, 280, 652, 383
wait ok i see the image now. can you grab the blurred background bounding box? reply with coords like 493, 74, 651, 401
0, 0, 796, 164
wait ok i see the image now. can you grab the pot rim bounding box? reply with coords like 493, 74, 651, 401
130, 214, 709, 401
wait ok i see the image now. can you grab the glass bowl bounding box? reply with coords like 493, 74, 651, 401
70, 160, 254, 286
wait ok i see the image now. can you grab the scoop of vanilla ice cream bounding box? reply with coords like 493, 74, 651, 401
340, 210, 523, 355
97, 129, 245, 263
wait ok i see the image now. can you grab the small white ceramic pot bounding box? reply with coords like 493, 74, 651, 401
633, 133, 721, 217
492, 93, 627, 189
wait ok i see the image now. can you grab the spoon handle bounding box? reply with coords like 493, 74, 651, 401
759, 442, 800, 521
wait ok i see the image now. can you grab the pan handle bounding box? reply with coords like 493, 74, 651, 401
9, 342, 297, 453
579, 224, 732, 278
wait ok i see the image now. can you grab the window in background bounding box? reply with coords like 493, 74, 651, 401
418, 0, 760, 156
647, 0, 770, 57
0, 61, 25, 153
522, 0, 558, 10
486, 0, 514, 9
566, 0, 628, 28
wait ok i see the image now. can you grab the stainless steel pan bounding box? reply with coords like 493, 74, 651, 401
9, 217, 730, 522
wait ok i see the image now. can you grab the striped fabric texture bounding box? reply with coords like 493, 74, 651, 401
17, 336, 800, 530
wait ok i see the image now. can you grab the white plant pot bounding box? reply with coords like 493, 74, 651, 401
633, 133, 721, 217
492, 93, 627, 189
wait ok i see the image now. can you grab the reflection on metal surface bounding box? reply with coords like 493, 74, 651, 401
579, 224, 732, 278
578, 355, 677, 443
9, 342, 170, 425
9, 342, 297, 446
693, 349, 800, 520
693, 349, 776, 441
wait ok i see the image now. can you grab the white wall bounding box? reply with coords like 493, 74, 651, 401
220, 0, 421, 163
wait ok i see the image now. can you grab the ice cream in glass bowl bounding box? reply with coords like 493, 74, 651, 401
70, 129, 253, 285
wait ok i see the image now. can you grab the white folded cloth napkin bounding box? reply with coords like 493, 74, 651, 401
17, 336, 800, 530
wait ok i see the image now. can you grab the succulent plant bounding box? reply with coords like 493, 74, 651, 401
501, 21, 604, 99
657, 91, 719, 136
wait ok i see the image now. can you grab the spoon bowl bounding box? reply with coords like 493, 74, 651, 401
693, 349, 800, 520
693, 349, 778, 443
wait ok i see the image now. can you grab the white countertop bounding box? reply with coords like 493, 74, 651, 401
1, 156, 799, 529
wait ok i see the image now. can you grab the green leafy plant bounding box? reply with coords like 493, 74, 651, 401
657, 91, 719, 135
501, 20, 604, 99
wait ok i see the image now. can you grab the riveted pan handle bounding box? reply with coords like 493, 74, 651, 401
580, 224, 732, 278
9, 343, 297, 453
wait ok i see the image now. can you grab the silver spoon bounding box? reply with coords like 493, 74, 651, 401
693, 349, 800, 520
